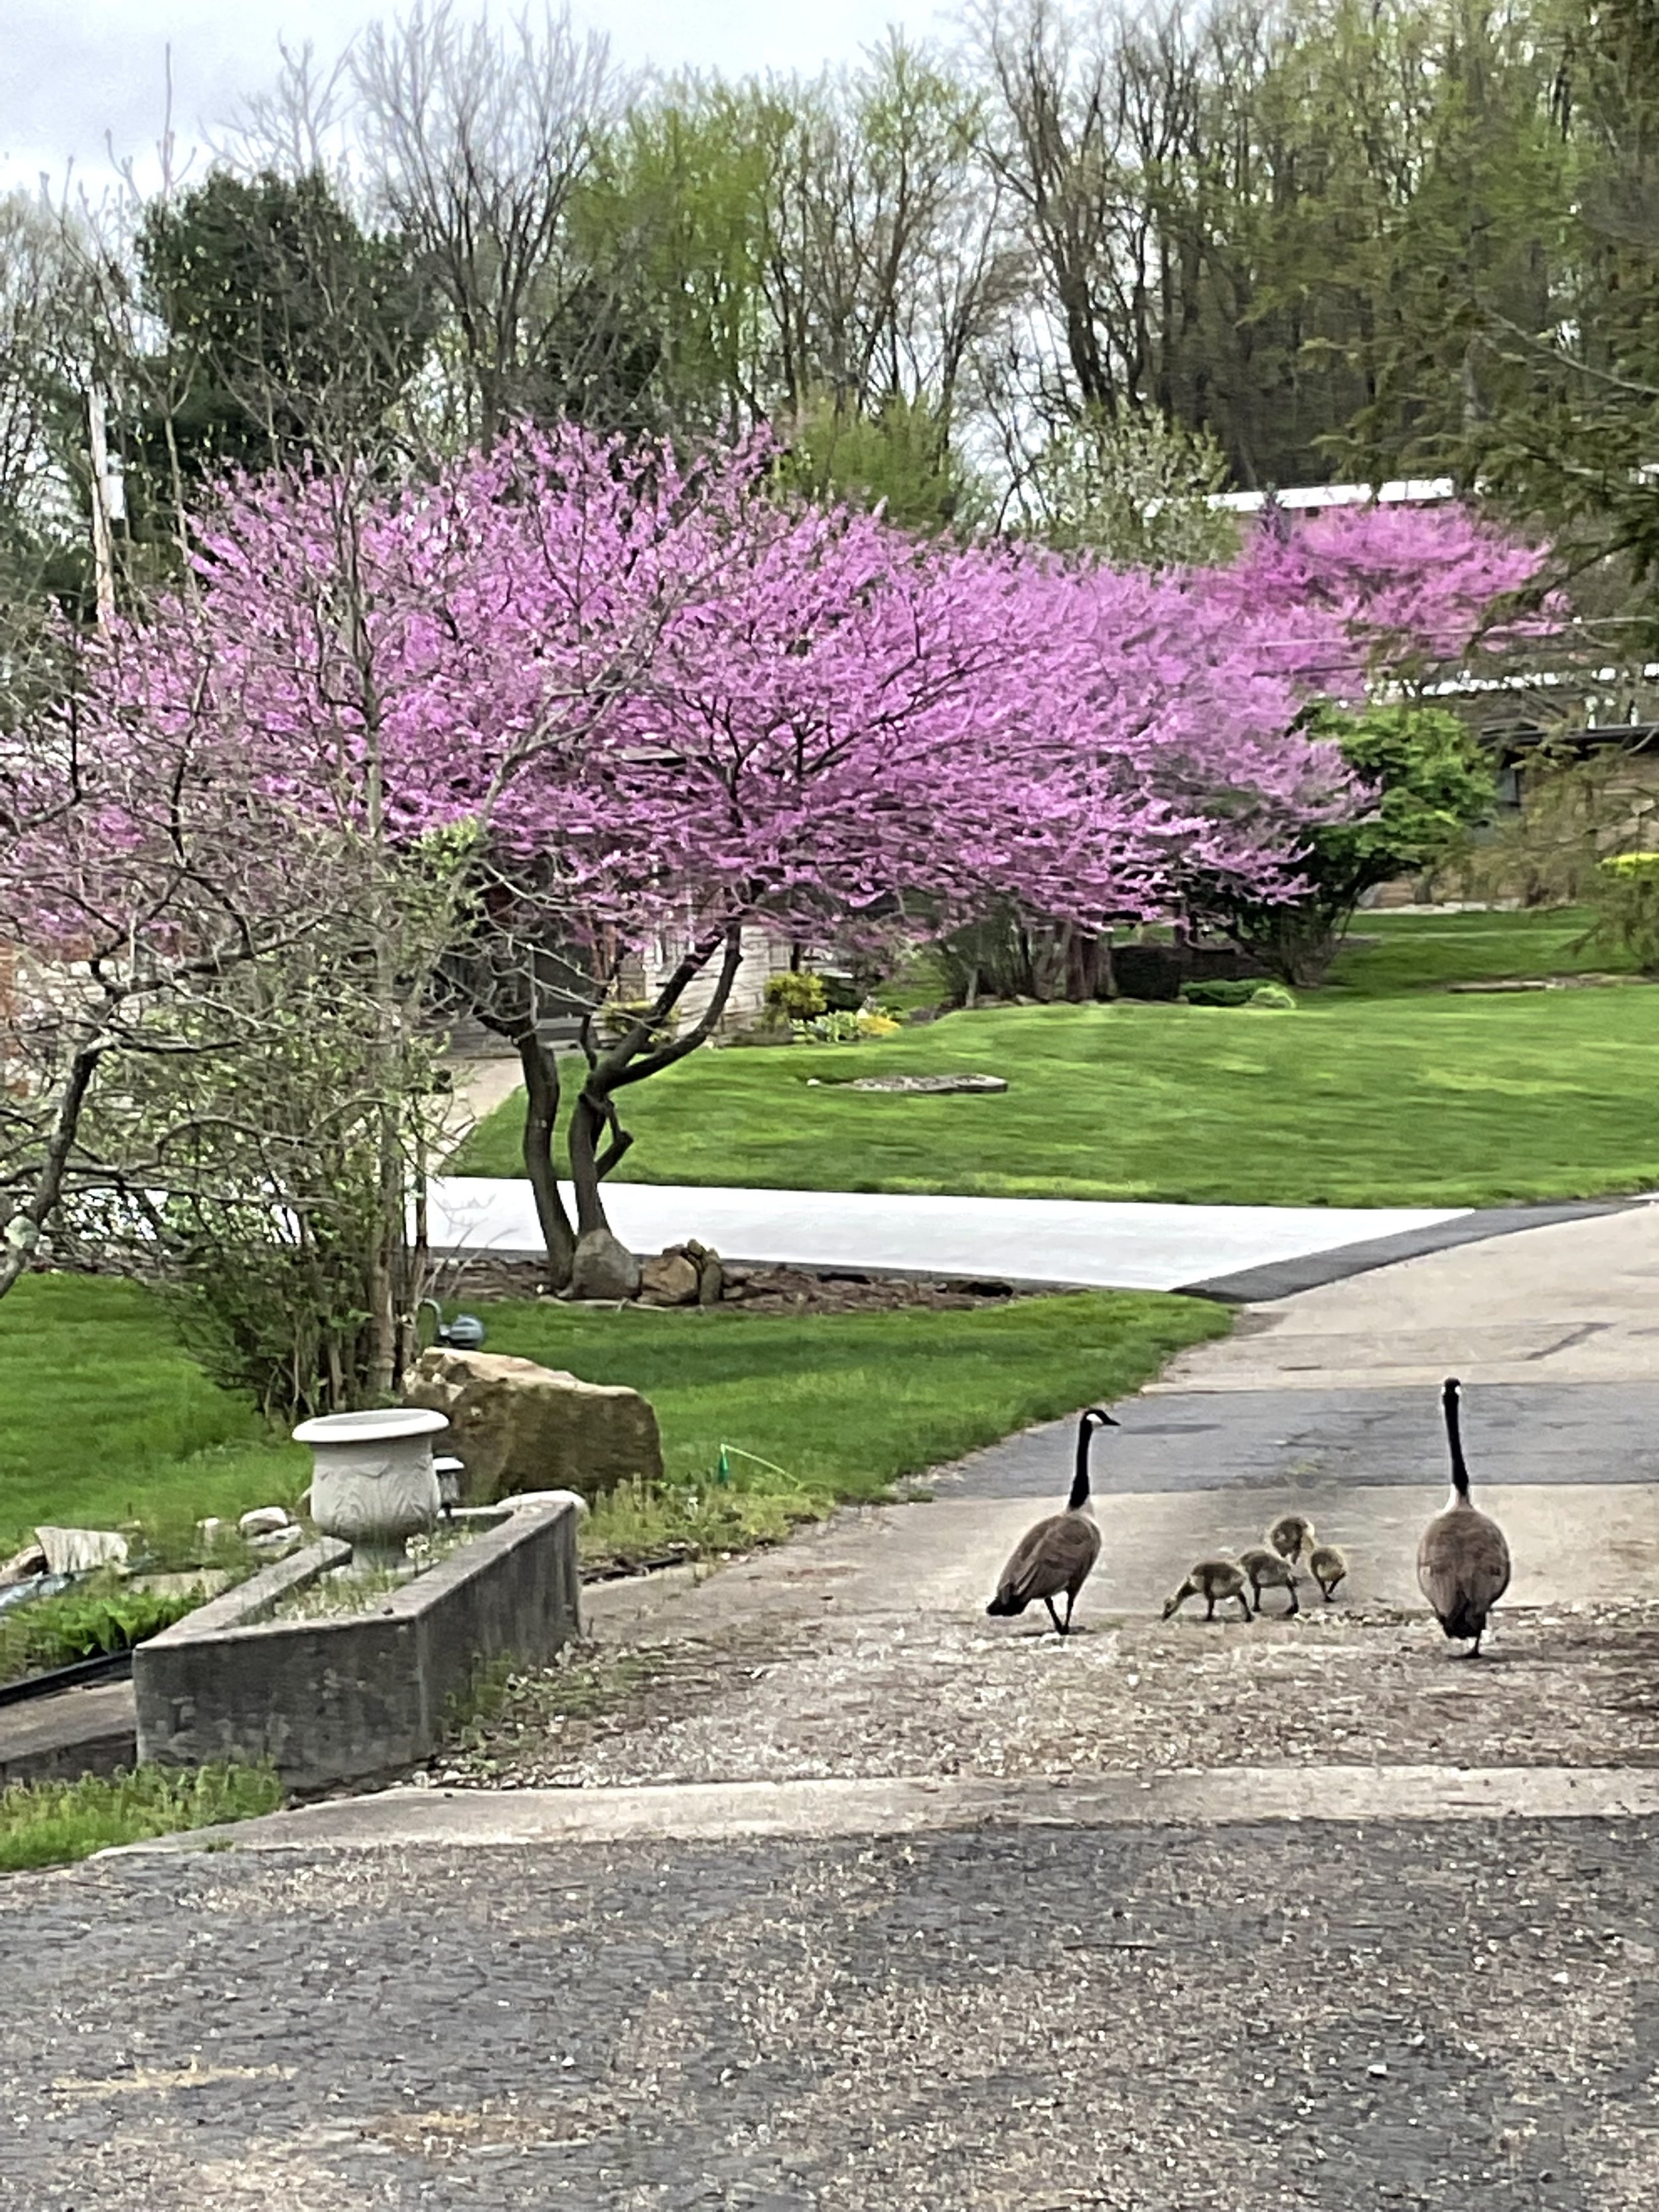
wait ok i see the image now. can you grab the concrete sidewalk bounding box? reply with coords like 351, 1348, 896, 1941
431, 1173, 1475, 1291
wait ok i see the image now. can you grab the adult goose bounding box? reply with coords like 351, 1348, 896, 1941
1417, 1376, 1511, 1658
985, 1407, 1116, 1637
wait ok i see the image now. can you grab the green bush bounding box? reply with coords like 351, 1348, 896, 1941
1591, 853, 1659, 976
764, 970, 828, 1022
1244, 982, 1299, 1010
1179, 978, 1264, 1007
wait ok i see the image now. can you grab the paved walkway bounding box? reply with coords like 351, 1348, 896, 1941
431, 1173, 1636, 1293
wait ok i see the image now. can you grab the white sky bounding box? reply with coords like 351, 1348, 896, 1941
0, 0, 929, 197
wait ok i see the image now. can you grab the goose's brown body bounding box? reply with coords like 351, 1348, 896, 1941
1238, 1545, 1299, 1615
1417, 1378, 1510, 1655
986, 1407, 1114, 1636
991, 1511, 1102, 1618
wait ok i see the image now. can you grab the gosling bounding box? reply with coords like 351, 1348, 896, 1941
1238, 1545, 1299, 1617
1267, 1512, 1317, 1567
1308, 1542, 1348, 1601
1162, 1558, 1253, 1624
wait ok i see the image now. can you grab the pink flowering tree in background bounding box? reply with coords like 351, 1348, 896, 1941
0, 633, 376, 1313
1178, 501, 1559, 982
18, 433, 1554, 1337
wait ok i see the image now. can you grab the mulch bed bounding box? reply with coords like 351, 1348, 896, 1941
439, 1253, 1049, 1315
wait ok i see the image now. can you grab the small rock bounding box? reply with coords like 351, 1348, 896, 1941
0, 1542, 47, 1586
35, 1525, 129, 1575
196, 1517, 226, 1546
638, 1249, 701, 1307
246, 1526, 303, 1559
846, 1073, 1009, 1095
1368, 2063, 1388, 2078
238, 1506, 292, 1539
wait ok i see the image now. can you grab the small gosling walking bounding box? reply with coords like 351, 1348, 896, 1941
1267, 1512, 1317, 1568
1162, 1558, 1252, 1623
1308, 1543, 1348, 1601
1238, 1545, 1299, 1617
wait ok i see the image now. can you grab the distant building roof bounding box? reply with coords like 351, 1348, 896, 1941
1208, 478, 1459, 514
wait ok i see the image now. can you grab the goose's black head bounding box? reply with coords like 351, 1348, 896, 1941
1442, 1376, 1462, 1409
1080, 1406, 1119, 1432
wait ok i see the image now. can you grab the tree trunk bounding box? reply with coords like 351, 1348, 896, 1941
566, 923, 747, 1264
0, 1045, 98, 1303
518, 1031, 577, 1290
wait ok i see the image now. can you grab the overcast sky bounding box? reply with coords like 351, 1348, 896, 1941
0, 0, 930, 196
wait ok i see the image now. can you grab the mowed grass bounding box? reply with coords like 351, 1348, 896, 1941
0, 1274, 1225, 1565
454, 909, 1659, 1209
0, 1274, 305, 1556
482, 1290, 1227, 1559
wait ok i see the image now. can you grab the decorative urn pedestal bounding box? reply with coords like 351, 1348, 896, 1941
292, 1406, 449, 1572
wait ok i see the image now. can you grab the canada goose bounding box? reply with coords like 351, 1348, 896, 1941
1309, 1543, 1348, 1601
1417, 1377, 1511, 1658
1238, 1545, 1299, 1616
1267, 1512, 1316, 1567
985, 1407, 1116, 1635
1161, 1557, 1252, 1623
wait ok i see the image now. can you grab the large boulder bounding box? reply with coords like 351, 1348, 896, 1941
401, 1347, 662, 1507
567, 1228, 642, 1302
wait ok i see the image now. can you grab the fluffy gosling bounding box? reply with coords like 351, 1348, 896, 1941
1162, 1557, 1252, 1624
1267, 1512, 1317, 1567
1308, 1542, 1348, 1601
1238, 1544, 1299, 1617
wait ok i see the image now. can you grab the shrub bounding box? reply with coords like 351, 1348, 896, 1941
1180, 978, 1264, 1007
765, 970, 828, 1022
0, 1572, 210, 1688
1590, 853, 1659, 976
791, 1005, 902, 1043
1244, 982, 1299, 1010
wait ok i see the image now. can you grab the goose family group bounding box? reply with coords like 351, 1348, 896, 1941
986, 1376, 1512, 1656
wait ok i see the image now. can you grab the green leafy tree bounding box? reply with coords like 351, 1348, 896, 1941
125, 169, 431, 516
1196, 702, 1496, 983
775, 390, 969, 531
1013, 407, 1238, 567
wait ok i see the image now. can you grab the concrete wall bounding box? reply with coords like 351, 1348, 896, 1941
620, 922, 793, 1033
134, 1499, 581, 1793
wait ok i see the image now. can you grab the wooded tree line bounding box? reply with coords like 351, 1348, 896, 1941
1, 0, 1657, 604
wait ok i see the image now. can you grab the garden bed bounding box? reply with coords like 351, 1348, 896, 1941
134, 1495, 581, 1791
444, 1252, 1041, 1314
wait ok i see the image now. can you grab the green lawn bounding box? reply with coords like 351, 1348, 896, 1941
0, 1275, 305, 1556
1331, 905, 1629, 997
0, 1274, 1225, 1562
453, 909, 1659, 1209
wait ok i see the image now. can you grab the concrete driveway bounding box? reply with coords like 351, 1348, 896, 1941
15, 1202, 1659, 2209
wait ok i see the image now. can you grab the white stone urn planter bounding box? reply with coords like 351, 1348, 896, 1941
292, 1407, 449, 1571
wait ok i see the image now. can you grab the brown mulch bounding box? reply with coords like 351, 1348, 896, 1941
437, 1253, 1045, 1315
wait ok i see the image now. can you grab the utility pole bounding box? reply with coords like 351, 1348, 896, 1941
86, 385, 123, 634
